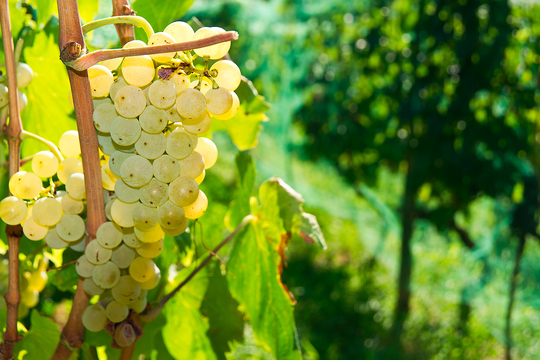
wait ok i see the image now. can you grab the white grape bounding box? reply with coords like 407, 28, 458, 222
101, 58, 123, 72
184, 112, 212, 135
136, 238, 164, 258
114, 179, 140, 203
111, 275, 141, 305
0, 196, 27, 225
139, 265, 161, 290
111, 199, 136, 228
97, 221, 123, 249
76, 255, 95, 278
61, 194, 84, 215
56, 214, 85, 241
32, 151, 59, 178
82, 304, 107, 332
0, 84, 7, 108
212, 91, 240, 120
205, 88, 233, 115
59, 130, 81, 158
121, 54, 155, 88
120, 155, 153, 187
114, 85, 146, 118
110, 116, 141, 146
184, 190, 208, 219
93, 103, 117, 133
152, 155, 180, 183
22, 216, 48, 241
162, 217, 189, 237
66, 173, 85, 200
109, 76, 128, 100
178, 151, 205, 179
157, 201, 185, 229
194, 170, 205, 185
111, 245, 136, 269
188, 78, 212, 95
93, 261, 121, 289
12, 171, 42, 199
169, 176, 199, 207
170, 73, 189, 94
140, 178, 168, 207
44, 228, 69, 249
176, 88, 207, 120
132, 203, 158, 231
139, 105, 168, 134
148, 32, 176, 63
106, 300, 129, 323
192, 27, 221, 58
83, 277, 105, 296
88, 65, 114, 97
166, 128, 195, 160
85, 240, 113, 265
164, 21, 194, 42
16, 63, 33, 88
134, 224, 163, 243
129, 257, 156, 283
210, 27, 231, 60
57, 157, 83, 184
33, 197, 63, 226
211, 60, 241, 91
123, 227, 142, 248
135, 131, 166, 160
148, 79, 176, 109
195, 137, 218, 169
109, 151, 134, 177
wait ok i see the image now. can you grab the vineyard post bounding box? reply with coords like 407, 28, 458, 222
0, 0, 24, 358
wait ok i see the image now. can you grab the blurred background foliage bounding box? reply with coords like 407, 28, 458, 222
2, 0, 540, 358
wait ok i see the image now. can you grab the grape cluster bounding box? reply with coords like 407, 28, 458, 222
18, 256, 49, 317
81, 21, 240, 332
0, 130, 88, 251
0, 61, 32, 111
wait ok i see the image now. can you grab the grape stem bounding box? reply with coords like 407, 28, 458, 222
63, 31, 239, 71
82, 16, 154, 41
0, 0, 24, 358
20, 130, 65, 161
47, 259, 77, 272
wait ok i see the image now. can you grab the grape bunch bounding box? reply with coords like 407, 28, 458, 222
0, 61, 32, 111
18, 256, 49, 318
0, 130, 89, 252
80, 21, 241, 334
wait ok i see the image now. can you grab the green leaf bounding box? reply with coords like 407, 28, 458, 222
21, 30, 76, 158
227, 223, 301, 360
225, 151, 256, 230
200, 264, 244, 359
132, 0, 194, 33
293, 213, 327, 250
209, 81, 270, 150
48, 248, 78, 292
14, 310, 61, 360
162, 265, 216, 360
133, 313, 175, 359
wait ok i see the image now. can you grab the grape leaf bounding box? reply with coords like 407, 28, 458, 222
227, 223, 302, 360
224, 151, 256, 231
14, 310, 61, 360
21, 31, 76, 159
29, 0, 96, 25
162, 265, 217, 360
133, 313, 174, 359
209, 81, 270, 151
132, 0, 194, 33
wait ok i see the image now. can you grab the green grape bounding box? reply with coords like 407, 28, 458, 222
122, 55, 155, 88
212, 91, 239, 120
8, 172, 23, 197
110, 116, 142, 146
210, 27, 231, 59
76, 255, 95, 278
111, 244, 136, 269
83, 277, 104, 296
164, 21, 194, 43
27, 270, 47, 292
93, 97, 112, 108
114, 85, 147, 118
59, 130, 81, 158
153, 155, 180, 183
123, 227, 142, 248
109, 76, 128, 100
139, 105, 168, 134
129, 257, 156, 283
120, 155, 153, 187
180, 109, 209, 126
205, 88, 233, 115
170, 73, 189, 94
17, 91, 27, 112
184, 190, 208, 219
66, 173, 85, 200
139, 265, 161, 290
82, 304, 107, 332
166, 128, 195, 160
211, 60, 241, 91
178, 151, 205, 179
111, 199, 136, 227
57, 157, 83, 184
176, 88, 207, 120
194, 137, 218, 169
134, 224, 164, 243
102, 58, 123, 72
130, 296, 147, 313
183, 112, 212, 135
140, 178, 168, 207
136, 238, 164, 258
98, 133, 116, 156
111, 275, 141, 305
88, 65, 114, 97
44, 228, 68, 249
115, 179, 140, 204
93, 103, 117, 133
22, 216, 48, 241
60, 194, 84, 215
0, 196, 27, 225
157, 201, 185, 229
70, 238, 86, 252
101, 164, 117, 192
85, 240, 112, 265
192, 27, 221, 58
0, 84, 7, 108
148, 32, 176, 63
92, 261, 121, 289
109, 151, 134, 177
165, 106, 182, 123
16, 62, 33, 88
20, 289, 39, 308
106, 300, 129, 323
97, 221, 123, 249
148, 79, 176, 109
135, 131, 166, 160
142, 85, 151, 106
56, 214, 85, 241
169, 176, 199, 207
188, 77, 212, 95
12, 171, 42, 199
105, 199, 114, 221
32, 151, 59, 178
194, 170, 205, 185
124, 40, 146, 48
132, 203, 158, 230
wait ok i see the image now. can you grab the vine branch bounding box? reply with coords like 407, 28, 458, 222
82, 16, 153, 40
112, 0, 136, 46
0, 0, 24, 358
20, 130, 64, 161
64, 31, 239, 71
52, 0, 106, 358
